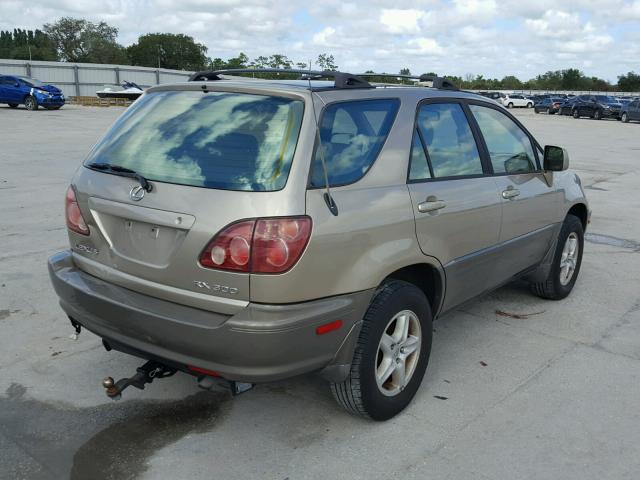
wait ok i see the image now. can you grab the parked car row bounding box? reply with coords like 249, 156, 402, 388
476, 91, 640, 122
537, 94, 640, 122
0, 75, 65, 110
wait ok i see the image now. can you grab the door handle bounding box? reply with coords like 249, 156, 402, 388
418, 199, 446, 213
502, 188, 520, 199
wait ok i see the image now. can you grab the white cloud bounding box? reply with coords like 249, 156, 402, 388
312, 27, 338, 47
380, 9, 424, 34
405, 37, 445, 56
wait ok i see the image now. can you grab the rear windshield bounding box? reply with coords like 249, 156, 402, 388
84, 90, 304, 191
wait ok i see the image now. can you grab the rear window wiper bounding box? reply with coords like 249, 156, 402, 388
87, 162, 153, 192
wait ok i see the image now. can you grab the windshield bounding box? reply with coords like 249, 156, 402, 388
84, 90, 304, 192
18, 76, 44, 87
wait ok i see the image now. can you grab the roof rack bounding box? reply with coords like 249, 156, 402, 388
188, 68, 372, 90
355, 73, 459, 90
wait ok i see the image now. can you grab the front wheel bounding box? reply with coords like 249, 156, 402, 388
507, 102, 514, 108
527, 102, 533, 108
572, 109, 580, 119
621, 112, 629, 123
331, 280, 433, 421
530, 214, 584, 300
593, 110, 601, 120
24, 96, 38, 111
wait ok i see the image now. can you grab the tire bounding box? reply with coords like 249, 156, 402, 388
24, 96, 38, 111
572, 109, 580, 119
535, 108, 540, 114
527, 102, 533, 108
8, 103, 18, 108
547, 108, 553, 115
530, 214, 584, 300
621, 112, 629, 123
507, 102, 514, 108
593, 110, 601, 120
331, 280, 433, 421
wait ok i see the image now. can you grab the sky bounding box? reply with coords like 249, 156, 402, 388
1, 0, 639, 81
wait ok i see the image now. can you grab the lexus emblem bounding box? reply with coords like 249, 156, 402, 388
129, 185, 145, 201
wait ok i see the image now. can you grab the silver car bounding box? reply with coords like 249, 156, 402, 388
48, 70, 589, 420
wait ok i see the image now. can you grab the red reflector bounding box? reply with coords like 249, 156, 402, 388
316, 319, 343, 335
187, 365, 222, 377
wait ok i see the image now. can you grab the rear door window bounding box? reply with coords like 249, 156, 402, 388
413, 102, 483, 178
84, 90, 304, 191
309, 99, 399, 187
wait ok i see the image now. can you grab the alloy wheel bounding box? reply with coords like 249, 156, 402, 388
559, 232, 579, 286
375, 310, 422, 397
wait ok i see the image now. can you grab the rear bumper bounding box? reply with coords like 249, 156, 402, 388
48, 251, 372, 383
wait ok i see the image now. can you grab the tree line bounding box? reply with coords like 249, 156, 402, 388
1, 17, 639, 91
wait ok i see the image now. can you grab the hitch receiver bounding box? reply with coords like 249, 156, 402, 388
103, 360, 176, 400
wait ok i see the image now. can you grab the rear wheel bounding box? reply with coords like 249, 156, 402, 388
621, 112, 629, 123
331, 280, 433, 421
8, 103, 18, 108
527, 102, 533, 108
593, 109, 601, 120
507, 102, 514, 108
530, 214, 584, 300
24, 96, 38, 111
572, 109, 580, 119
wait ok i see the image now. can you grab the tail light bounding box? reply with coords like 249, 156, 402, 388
199, 217, 312, 274
65, 186, 89, 235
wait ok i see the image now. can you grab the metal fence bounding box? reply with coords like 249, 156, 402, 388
0, 59, 193, 97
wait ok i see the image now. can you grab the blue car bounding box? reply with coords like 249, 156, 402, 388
0, 75, 65, 110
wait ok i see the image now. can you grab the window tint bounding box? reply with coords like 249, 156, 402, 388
408, 129, 431, 181
469, 105, 537, 175
0, 77, 14, 85
416, 103, 483, 178
84, 91, 304, 192
310, 99, 399, 187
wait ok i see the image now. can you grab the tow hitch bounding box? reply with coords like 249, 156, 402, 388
102, 360, 176, 400
102, 359, 255, 400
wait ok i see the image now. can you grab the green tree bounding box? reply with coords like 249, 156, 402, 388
0, 28, 57, 60
225, 52, 248, 69
43, 17, 126, 63
268, 54, 292, 69
500, 75, 523, 89
127, 33, 208, 70
316, 53, 337, 71
617, 71, 640, 92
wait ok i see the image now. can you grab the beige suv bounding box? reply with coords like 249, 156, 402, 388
48, 70, 589, 420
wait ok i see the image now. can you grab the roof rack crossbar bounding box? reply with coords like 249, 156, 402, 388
188, 68, 372, 90
355, 73, 459, 90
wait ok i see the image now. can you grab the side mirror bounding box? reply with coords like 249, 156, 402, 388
543, 145, 569, 171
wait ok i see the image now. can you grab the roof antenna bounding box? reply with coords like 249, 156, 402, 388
307, 68, 338, 216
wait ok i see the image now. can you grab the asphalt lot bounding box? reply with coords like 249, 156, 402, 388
1, 104, 639, 480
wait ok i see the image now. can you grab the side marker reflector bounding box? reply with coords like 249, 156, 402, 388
316, 319, 343, 335
188, 365, 222, 377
